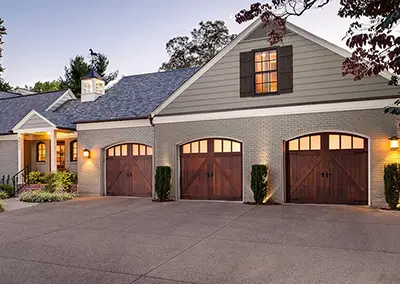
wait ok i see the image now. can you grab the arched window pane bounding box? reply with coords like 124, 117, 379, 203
199, 140, 208, 153
214, 140, 222, 153
121, 145, 128, 156
299, 137, 310, 150
147, 147, 153, 156
132, 144, 139, 156
115, 146, 121, 156
341, 135, 352, 149
223, 140, 232, 152
191, 142, 199, 153
329, 135, 340, 150
289, 139, 299, 151
182, 144, 190, 154
353, 137, 364, 149
108, 148, 114, 157
232, 142, 241, 152
310, 136, 321, 150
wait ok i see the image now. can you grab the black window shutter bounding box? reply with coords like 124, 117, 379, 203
278, 45, 293, 94
240, 51, 254, 97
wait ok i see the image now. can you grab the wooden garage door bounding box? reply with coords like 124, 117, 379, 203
180, 138, 242, 201
286, 133, 368, 205
106, 143, 152, 197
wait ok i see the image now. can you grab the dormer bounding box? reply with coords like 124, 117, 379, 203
80, 69, 105, 102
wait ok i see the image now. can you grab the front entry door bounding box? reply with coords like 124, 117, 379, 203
106, 143, 152, 197
57, 141, 66, 170
180, 138, 242, 201
286, 133, 368, 205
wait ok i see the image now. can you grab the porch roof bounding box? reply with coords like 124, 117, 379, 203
0, 90, 68, 134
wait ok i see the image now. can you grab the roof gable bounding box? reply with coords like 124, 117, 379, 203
151, 19, 394, 116
0, 90, 68, 134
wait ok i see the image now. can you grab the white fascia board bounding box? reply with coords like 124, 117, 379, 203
153, 98, 395, 124
77, 119, 152, 131
151, 19, 262, 117
0, 135, 18, 141
15, 127, 56, 134
12, 110, 56, 132
45, 89, 76, 112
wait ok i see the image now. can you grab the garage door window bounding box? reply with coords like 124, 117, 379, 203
182, 140, 208, 154
132, 144, 152, 156
214, 139, 241, 153
289, 135, 321, 151
329, 134, 365, 150
108, 144, 128, 157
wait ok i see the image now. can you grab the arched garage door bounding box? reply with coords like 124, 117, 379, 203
286, 133, 368, 205
180, 138, 242, 201
106, 143, 152, 197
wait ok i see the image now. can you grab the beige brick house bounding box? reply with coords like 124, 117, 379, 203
1, 19, 399, 206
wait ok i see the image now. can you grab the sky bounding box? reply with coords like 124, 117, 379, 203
1, 0, 354, 87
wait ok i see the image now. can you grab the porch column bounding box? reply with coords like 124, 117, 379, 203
50, 130, 57, 172
17, 133, 24, 172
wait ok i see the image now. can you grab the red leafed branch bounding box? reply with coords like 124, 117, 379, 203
236, 1, 400, 84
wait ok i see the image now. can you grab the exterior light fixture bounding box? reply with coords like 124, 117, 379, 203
83, 149, 91, 158
389, 136, 399, 150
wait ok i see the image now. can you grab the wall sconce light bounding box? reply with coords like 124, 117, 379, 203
389, 136, 399, 150
83, 149, 91, 158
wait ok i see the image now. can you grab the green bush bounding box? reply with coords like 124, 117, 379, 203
42, 171, 78, 192
0, 201, 4, 212
0, 191, 9, 199
384, 163, 400, 210
28, 171, 44, 184
251, 165, 268, 205
155, 166, 171, 202
19, 191, 74, 203
0, 184, 14, 197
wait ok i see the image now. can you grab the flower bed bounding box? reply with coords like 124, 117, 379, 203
18, 184, 78, 194
19, 191, 75, 203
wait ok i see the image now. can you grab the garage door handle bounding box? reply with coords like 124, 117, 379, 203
321, 173, 325, 178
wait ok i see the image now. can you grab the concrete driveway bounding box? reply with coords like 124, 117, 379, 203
0, 197, 400, 284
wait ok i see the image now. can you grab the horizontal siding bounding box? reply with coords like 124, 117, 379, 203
160, 24, 400, 116
19, 114, 52, 129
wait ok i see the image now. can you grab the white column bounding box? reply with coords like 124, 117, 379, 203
17, 133, 24, 172
50, 130, 57, 172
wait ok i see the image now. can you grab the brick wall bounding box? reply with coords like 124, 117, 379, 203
0, 140, 18, 183
77, 126, 154, 195
155, 109, 397, 206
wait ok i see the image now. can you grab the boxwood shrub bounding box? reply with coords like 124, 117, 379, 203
0, 184, 14, 197
0, 191, 9, 200
0, 200, 4, 212
20, 191, 74, 203
155, 166, 171, 202
251, 165, 268, 204
384, 163, 400, 210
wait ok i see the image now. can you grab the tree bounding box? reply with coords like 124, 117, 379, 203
30, 80, 62, 93
235, 1, 400, 85
0, 18, 11, 91
160, 20, 237, 71
60, 51, 118, 96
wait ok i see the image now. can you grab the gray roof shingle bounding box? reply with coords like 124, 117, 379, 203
0, 91, 21, 99
0, 68, 199, 134
56, 67, 199, 123
0, 90, 67, 134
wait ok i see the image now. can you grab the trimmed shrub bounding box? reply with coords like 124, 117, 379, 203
28, 171, 44, 184
251, 165, 268, 205
384, 163, 400, 210
42, 171, 78, 193
0, 184, 14, 197
0, 201, 4, 212
155, 166, 171, 202
0, 191, 9, 199
20, 191, 74, 203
